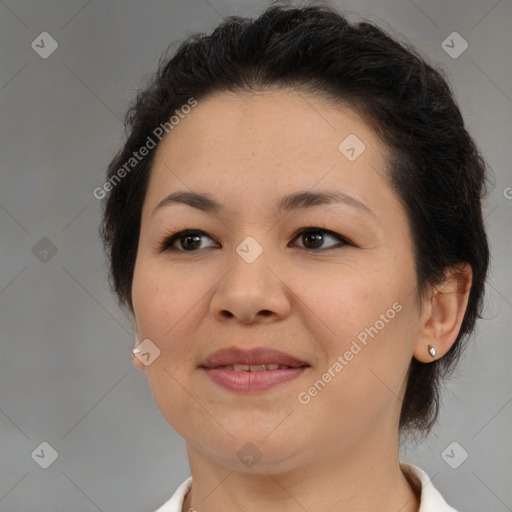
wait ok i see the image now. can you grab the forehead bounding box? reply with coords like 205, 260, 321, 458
155, 88, 381, 159
143, 89, 392, 218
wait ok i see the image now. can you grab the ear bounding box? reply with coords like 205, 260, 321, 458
132, 334, 146, 371
413, 263, 473, 362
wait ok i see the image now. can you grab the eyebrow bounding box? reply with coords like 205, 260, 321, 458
151, 189, 374, 218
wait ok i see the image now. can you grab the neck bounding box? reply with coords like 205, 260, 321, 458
181, 426, 420, 512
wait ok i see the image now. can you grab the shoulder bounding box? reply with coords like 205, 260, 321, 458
400, 462, 459, 512
152, 476, 192, 512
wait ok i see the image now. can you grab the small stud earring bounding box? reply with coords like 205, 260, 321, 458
132, 333, 141, 356
428, 345, 436, 358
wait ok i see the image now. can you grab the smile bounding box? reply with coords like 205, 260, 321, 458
215, 364, 296, 371
201, 365, 308, 392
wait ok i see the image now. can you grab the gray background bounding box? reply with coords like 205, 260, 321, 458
0, 0, 511, 511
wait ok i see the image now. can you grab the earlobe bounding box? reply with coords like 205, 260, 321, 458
132, 335, 146, 371
413, 263, 473, 363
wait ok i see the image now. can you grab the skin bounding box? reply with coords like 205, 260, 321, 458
130, 88, 472, 512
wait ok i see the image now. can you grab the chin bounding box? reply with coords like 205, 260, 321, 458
195, 429, 309, 472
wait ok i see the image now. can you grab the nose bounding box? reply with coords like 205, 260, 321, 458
210, 243, 292, 324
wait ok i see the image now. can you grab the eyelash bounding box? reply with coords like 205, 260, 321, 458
157, 227, 353, 253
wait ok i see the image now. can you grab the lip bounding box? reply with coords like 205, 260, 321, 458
200, 346, 309, 368
200, 346, 310, 393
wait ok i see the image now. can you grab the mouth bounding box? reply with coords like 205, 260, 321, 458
199, 346, 310, 393
212, 363, 302, 371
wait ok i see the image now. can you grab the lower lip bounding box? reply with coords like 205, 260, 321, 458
201, 367, 308, 392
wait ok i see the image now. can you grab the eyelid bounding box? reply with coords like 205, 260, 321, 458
158, 227, 354, 252
291, 227, 353, 249
157, 228, 218, 252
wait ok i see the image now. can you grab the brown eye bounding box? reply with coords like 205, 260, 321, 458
302, 231, 324, 249
179, 233, 202, 251
159, 228, 351, 253
159, 230, 218, 252
292, 228, 350, 250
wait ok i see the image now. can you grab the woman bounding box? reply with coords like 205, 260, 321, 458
100, 4, 489, 511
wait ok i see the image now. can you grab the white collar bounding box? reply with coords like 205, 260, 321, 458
400, 463, 458, 511
153, 463, 457, 512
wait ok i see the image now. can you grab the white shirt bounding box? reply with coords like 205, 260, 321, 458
153, 462, 458, 512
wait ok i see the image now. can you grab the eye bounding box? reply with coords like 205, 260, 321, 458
158, 229, 218, 252
290, 227, 351, 251
158, 227, 352, 253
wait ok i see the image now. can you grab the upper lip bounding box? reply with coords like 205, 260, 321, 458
200, 346, 309, 368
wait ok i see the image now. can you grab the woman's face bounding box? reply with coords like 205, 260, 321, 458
131, 89, 423, 472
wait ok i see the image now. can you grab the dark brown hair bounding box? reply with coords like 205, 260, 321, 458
100, 2, 490, 435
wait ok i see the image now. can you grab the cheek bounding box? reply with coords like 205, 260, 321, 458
295, 312, 414, 446
299, 267, 415, 396
131, 261, 210, 436
299, 267, 394, 346
132, 259, 207, 343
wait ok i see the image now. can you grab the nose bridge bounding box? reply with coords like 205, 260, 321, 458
227, 231, 275, 297
235, 234, 266, 265
223, 195, 278, 265
210, 229, 292, 323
